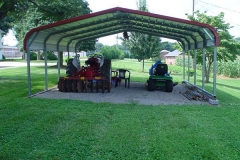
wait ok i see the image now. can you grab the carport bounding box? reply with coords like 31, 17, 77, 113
24, 7, 220, 104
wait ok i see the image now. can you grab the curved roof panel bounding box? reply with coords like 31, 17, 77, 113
24, 7, 220, 52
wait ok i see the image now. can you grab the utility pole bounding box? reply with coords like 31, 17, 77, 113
193, 0, 195, 17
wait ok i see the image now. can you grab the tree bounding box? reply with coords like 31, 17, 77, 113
95, 42, 104, 52
78, 40, 96, 52
0, 0, 91, 22
186, 11, 240, 82
126, 33, 161, 71
124, 0, 161, 72
0, 17, 14, 35
99, 46, 124, 60
1, 0, 94, 65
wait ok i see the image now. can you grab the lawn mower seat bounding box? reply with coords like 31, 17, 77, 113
155, 64, 168, 76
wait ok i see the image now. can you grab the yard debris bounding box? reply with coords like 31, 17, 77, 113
182, 83, 211, 102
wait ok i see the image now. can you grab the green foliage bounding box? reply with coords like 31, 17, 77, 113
0, 0, 91, 22
186, 11, 240, 82
127, 33, 161, 60
78, 40, 96, 52
118, 51, 125, 60
217, 58, 240, 78
30, 52, 37, 60
0, 17, 13, 34
99, 46, 124, 59
95, 42, 104, 52
47, 52, 57, 60
40, 52, 58, 60
175, 56, 193, 68
2, 0, 91, 51
186, 68, 194, 77
176, 55, 240, 78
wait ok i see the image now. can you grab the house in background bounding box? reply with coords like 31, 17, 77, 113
164, 50, 183, 65
1, 45, 22, 59
159, 50, 169, 61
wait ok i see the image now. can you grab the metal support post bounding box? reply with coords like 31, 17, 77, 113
194, 49, 197, 85
27, 49, 31, 96
183, 50, 186, 81
202, 48, 206, 89
44, 45, 48, 90
188, 50, 190, 82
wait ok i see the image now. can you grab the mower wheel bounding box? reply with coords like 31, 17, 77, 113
165, 80, 173, 92
148, 79, 155, 91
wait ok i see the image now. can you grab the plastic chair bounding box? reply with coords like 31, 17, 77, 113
118, 69, 130, 88
111, 70, 120, 87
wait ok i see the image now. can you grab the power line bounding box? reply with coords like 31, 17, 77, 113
198, 4, 240, 27
199, 0, 240, 14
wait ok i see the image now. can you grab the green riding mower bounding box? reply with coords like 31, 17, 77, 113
146, 62, 178, 92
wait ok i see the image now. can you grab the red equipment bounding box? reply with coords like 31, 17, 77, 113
58, 55, 111, 93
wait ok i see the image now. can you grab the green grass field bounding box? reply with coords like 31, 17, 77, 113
0, 59, 240, 159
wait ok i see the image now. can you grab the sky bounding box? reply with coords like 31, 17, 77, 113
2, 0, 240, 46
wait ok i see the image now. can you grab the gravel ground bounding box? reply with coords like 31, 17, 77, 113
34, 82, 208, 106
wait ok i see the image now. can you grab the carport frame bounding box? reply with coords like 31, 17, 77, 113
24, 7, 220, 104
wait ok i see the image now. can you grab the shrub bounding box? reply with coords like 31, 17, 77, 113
217, 59, 240, 78
176, 56, 193, 67
186, 68, 194, 77
30, 52, 37, 60
40, 52, 58, 60
47, 52, 57, 60
118, 52, 125, 60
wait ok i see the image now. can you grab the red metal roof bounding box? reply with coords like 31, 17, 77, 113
24, 7, 220, 52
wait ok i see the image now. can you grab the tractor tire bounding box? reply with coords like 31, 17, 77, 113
165, 80, 173, 92
62, 79, 67, 92
66, 59, 77, 76
145, 80, 149, 90
148, 79, 155, 91
72, 80, 78, 92
77, 80, 84, 92
67, 80, 73, 92
58, 79, 63, 92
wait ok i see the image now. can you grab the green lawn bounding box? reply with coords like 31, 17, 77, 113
0, 59, 240, 159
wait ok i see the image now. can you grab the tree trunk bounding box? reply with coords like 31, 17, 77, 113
37, 50, 41, 60
205, 61, 212, 83
22, 52, 25, 60
142, 59, 145, 72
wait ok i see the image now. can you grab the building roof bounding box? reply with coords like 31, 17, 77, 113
24, 7, 220, 52
165, 50, 183, 57
160, 50, 169, 53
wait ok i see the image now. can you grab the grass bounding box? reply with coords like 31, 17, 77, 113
0, 59, 240, 159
